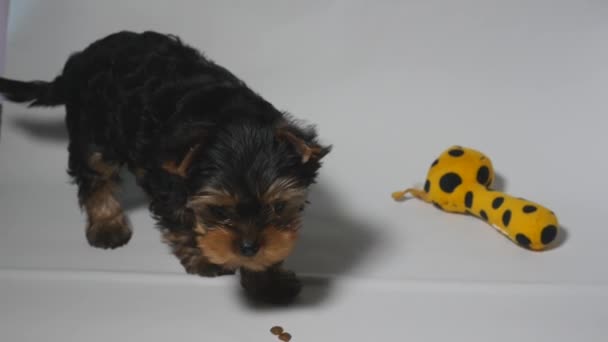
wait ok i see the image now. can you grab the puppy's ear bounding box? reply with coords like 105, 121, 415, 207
161, 144, 201, 178
276, 124, 331, 164
160, 121, 211, 178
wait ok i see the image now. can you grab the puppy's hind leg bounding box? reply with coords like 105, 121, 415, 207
68, 145, 132, 249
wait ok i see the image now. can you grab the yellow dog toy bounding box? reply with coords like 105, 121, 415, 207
392, 146, 559, 251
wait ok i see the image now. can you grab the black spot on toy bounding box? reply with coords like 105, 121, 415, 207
479, 210, 488, 221
492, 197, 504, 209
476, 166, 490, 185
424, 180, 431, 193
439, 172, 462, 193
523, 205, 537, 213
502, 210, 512, 227
516, 234, 531, 248
448, 148, 464, 157
541, 225, 558, 245
464, 191, 473, 209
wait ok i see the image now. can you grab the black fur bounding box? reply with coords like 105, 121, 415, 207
0, 31, 330, 303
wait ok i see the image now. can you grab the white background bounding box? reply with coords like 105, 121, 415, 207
1, 1, 607, 341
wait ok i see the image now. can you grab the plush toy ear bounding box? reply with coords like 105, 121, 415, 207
276, 125, 330, 164
161, 144, 201, 177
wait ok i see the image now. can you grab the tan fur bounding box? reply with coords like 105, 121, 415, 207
161, 144, 201, 177
85, 153, 122, 221
263, 177, 307, 204
277, 128, 322, 163
162, 229, 236, 276
88, 152, 117, 179
187, 187, 239, 209
162, 229, 203, 271
83, 153, 132, 248
85, 183, 123, 220
197, 226, 299, 271
193, 221, 208, 235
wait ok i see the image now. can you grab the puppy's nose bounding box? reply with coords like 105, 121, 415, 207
239, 241, 260, 257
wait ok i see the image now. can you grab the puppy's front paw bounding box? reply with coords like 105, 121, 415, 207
240, 267, 302, 305
86, 214, 132, 249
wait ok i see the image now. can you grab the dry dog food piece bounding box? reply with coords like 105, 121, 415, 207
270, 326, 284, 335
279, 332, 292, 341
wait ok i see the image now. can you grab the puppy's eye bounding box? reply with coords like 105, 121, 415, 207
272, 201, 286, 215
208, 205, 229, 220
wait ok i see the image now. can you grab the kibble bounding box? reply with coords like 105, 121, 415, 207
279, 332, 292, 341
270, 326, 284, 335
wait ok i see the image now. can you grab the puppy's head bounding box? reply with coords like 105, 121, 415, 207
166, 119, 330, 271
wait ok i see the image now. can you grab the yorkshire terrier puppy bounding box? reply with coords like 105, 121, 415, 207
0, 31, 330, 304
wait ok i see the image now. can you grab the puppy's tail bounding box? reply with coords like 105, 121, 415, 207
0, 76, 66, 107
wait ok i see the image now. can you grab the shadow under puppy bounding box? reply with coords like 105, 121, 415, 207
0, 31, 330, 304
